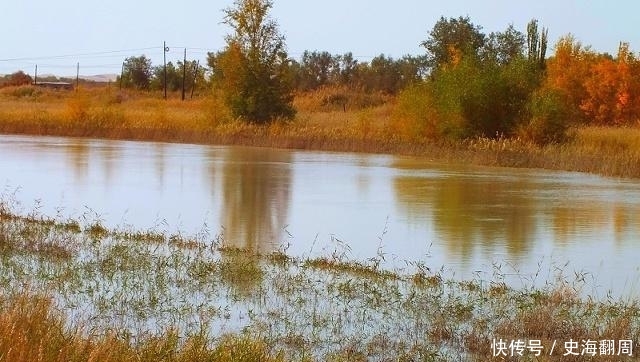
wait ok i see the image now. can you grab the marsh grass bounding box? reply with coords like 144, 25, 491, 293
2, 85, 640, 178
0, 199, 638, 361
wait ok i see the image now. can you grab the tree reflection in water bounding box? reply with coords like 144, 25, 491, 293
219, 147, 292, 254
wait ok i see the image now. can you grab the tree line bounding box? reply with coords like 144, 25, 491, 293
142, 0, 640, 143
398, 15, 640, 143
116, 51, 428, 96
4, 0, 639, 144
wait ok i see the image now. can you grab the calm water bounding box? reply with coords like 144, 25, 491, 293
2, 134, 639, 298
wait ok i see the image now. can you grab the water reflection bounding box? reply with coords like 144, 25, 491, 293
154, 143, 166, 190
394, 173, 536, 258
65, 140, 90, 185
2, 135, 640, 298
99, 143, 120, 189
612, 205, 640, 244
219, 147, 292, 253
393, 164, 640, 261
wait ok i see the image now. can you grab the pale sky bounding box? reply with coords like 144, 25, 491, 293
1, 0, 639, 76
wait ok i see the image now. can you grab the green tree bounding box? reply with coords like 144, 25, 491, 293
297, 50, 338, 90
460, 58, 541, 137
362, 54, 402, 94
213, 0, 295, 123
482, 24, 526, 65
421, 16, 485, 72
397, 55, 429, 87
180, 59, 207, 96
121, 55, 152, 90
526, 19, 548, 69
152, 61, 181, 91
337, 52, 358, 86
518, 87, 569, 144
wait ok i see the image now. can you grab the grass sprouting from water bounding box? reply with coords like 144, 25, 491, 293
0, 199, 638, 361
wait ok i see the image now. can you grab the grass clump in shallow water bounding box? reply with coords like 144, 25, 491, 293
0, 202, 638, 361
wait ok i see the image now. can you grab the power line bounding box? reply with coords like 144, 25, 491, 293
1, 44, 380, 66
15, 63, 124, 69
0, 47, 160, 62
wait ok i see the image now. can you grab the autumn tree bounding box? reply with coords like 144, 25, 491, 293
545, 35, 597, 123
580, 43, 640, 125
419, 18, 552, 139
212, 0, 295, 123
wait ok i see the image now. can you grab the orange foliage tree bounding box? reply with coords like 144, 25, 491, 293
546, 36, 640, 126
580, 43, 640, 125
544, 35, 596, 124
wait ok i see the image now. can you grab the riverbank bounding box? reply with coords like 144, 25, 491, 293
1, 85, 640, 178
1, 201, 638, 361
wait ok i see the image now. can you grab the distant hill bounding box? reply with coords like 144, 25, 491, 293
1, 72, 117, 87
80, 74, 118, 83
0, 72, 119, 84
34, 73, 118, 83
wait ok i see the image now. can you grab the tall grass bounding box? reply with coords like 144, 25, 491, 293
1, 85, 640, 178
0, 294, 281, 362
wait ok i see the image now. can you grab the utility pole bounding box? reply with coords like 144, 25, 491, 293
181, 48, 187, 101
164, 41, 169, 100
119, 62, 124, 90
76, 62, 80, 91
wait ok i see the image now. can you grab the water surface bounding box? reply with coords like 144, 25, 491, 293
2, 134, 639, 298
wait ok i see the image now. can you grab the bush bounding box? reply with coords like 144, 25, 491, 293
463, 59, 540, 137
391, 83, 439, 140
518, 87, 570, 144
428, 59, 477, 139
5, 86, 41, 99
429, 57, 542, 140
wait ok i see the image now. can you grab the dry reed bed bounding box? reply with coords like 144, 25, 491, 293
0, 197, 639, 361
2, 86, 640, 179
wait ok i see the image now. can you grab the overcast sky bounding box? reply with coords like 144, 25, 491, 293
2, 0, 639, 76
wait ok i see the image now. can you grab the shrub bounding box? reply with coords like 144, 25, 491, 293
391, 83, 439, 140
518, 87, 570, 144
428, 59, 477, 139
430, 57, 543, 140
6, 85, 40, 99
